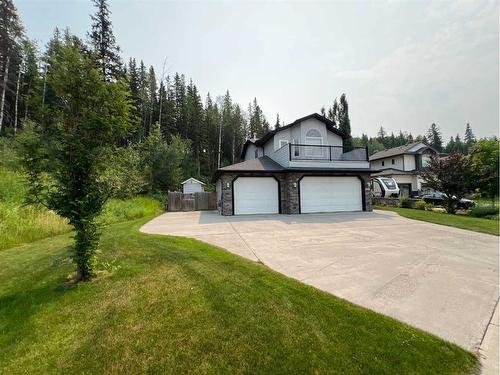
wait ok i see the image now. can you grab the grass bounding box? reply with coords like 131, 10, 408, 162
0, 217, 478, 374
0, 167, 163, 251
375, 205, 499, 236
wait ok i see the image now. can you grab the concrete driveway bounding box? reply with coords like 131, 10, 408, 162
141, 210, 498, 352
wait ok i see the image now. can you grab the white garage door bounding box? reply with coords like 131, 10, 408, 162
234, 177, 279, 215
300, 176, 362, 213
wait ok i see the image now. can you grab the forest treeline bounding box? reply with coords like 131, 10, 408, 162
0, 0, 487, 191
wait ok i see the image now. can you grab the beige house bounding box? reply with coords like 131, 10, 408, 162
369, 142, 437, 197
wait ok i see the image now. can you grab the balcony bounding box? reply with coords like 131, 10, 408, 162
288, 144, 369, 162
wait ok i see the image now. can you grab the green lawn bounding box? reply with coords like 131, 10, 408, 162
375, 206, 499, 236
0, 217, 478, 374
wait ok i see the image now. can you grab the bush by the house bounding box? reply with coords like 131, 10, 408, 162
415, 200, 426, 210
399, 197, 413, 208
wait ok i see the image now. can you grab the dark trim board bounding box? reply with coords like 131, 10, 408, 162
297, 174, 367, 213
231, 175, 282, 215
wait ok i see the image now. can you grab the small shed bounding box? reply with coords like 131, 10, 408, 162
181, 178, 205, 194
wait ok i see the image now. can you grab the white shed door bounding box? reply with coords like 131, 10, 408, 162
234, 177, 279, 215
300, 177, 362, 213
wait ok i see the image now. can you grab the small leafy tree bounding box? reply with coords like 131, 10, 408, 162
140, 123, 191, 193
469, 139, 499, 204
18, 36, 131, 281
420, 153, 475, 214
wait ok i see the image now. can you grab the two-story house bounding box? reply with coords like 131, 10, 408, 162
369, 142, 437, 197
215, 113, 374, 215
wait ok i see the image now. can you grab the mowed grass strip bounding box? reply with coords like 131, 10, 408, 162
0, 218, 478, 374
375, 205, 499, 236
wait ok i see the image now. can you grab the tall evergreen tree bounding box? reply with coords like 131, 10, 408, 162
275, 113, 280, 129
337, 94, 352, 147
147, 65, 157, 132
464, 123, 476, 146
327, 98, 338, 127
426, 123, 442, 152
0, 0, 24, 134
248, 97, 267, 138
89, 0, 122, 81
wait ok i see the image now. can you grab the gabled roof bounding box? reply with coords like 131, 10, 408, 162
240, 113, 348, 159
181, 177, 205, 185
217, 156, 285, 174
369, 142, 436, 161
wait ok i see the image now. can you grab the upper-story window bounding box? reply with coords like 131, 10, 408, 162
382, 161, 385, 166
254, 149, 259, 159
392, 159, 395, 165
278, 139, 288, 148
305, 129, 323, 157
305, 129, 322, 145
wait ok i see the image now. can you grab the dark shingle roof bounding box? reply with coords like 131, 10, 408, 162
218, 156, 285, 172
369, 142, 430, 161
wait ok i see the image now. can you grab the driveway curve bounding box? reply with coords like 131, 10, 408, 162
141, 210, 499, 353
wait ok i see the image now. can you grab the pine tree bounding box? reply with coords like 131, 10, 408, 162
173, 73, 187, 136
89, 0, 122, 81
248, 97, 267, 138
454, 134, 465, 154
204, 93, 220, 172
0, 0, 24, 134
445, 136, 455, 153
377, 127, 386, 140
426, 123, 442, 152
138, 60, 149, 138
327, 98, 338, 127
161, 75, 176, 139
337, 94, 352, 147
275, 113, 280, 129
147, 65, 157, 132
464, 123, 476, 146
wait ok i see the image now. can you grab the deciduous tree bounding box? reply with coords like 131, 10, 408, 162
420, 153, 475, 214
18, 36, 132, 281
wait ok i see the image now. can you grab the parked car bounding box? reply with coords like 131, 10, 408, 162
421, 192, 475, 209
370, 177, 400, 198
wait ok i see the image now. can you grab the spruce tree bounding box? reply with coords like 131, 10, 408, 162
327, 98, 338, 127
426, 123, 443, 152
0, 0, 24, 134
337, 94, 352, 147
464, 123, 476, 147
89, 0, 122, 81
275, 113, 280, 129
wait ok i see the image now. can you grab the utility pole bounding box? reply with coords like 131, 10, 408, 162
158, 57, 167, 126
217, 116, 222, 169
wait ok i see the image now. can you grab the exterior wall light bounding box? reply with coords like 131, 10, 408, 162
293, 182, 297, 188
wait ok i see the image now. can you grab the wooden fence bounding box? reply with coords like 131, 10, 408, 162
167, 191, 217, 212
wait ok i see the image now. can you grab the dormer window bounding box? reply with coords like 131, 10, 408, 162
392, 159, 395, 165
382, 161, 385, 166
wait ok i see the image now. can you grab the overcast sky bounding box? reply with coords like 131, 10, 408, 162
17, 0, 499, 139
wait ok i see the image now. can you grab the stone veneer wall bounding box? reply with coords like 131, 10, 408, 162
218, 172, 372, 215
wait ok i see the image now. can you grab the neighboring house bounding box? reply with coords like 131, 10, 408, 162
215, 113, 373, 215
181, 178, 205, 194
369, 142, 437, 197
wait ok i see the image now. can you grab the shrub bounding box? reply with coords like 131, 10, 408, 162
415, 200, 426, 210
469, 205, 499, 218
425, 203, 434, 211
399, 197, 413, 208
